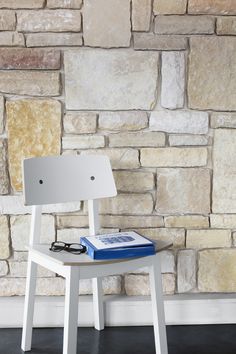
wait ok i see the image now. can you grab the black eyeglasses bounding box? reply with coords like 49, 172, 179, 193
49, 241, 87, 255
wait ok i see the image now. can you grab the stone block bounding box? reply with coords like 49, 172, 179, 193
0, 31, 24, 46
83, 0, 131, 48
211, 113, 236, 128
177, 250, 196, 292
100, 194, 153, 215
155, 15, 214, 34
26, 33, 82, 47
0, 96, 3, 134
199, 249, 236, 292
160, 250, 175, 273
188, 0, 236, 15
188, 37, 236, 110
141, 148, 207, 167
0, 140, 9, 194
0, 0, 44, 8
62, 136, 105, 150
99, 111, 148, 131
165, 215, 209, 229
7, 99, 61, 191
212, 129, 236, 213
150, 111, 209, 134
154, 0, 187, 14
57, 228, 119, 243
113, 171, 154, 192
99, 215, 164, 229
0, 71, 60, 96
133, 228, 185, 249
17, 10, 81, 32
8, 261, 54, 277
0, 10, 15, 30
0, 196, 81, 214
0, 48, 60, 69
81, 148, 140, 169
47, 0, 82, 8
169, 135, 208, 146
156, 168, 210, 214
217, 17, 236, 35
186, 229, 231, 249
11, 215, 55, 251
161, 51, 185, 109
134, 33, 187, 50
57, 215, 89, 229
0, 261, 8, 276
64, 50, 159, 110
64, 112, 97, 134
132, 0, 151, 31
109, 132, 165, 147
124, 273, 175, 295
0, 216, 10, 259
210, 214, 236, 229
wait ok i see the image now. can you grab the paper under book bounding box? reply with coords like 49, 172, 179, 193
80, 231, 156, 260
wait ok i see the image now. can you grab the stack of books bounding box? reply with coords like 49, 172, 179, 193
80, 231, 156, 260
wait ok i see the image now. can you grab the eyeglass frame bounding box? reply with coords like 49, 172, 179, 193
49, 241, 87, 255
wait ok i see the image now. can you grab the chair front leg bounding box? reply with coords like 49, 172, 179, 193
63, 266, 80, 354
21, 257, 38, 351
149, 254, 168, 354
92, 277, 104, 330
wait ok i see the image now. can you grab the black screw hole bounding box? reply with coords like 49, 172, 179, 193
90, 176, 95, 181
39, 180, 43, 184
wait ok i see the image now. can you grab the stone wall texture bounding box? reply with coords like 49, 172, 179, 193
0, 0, 236, 297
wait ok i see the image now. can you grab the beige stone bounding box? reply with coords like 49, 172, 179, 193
132, 228, 185, 249
125, 273, 175, 295
213, 129, 236, 213
99, 111, 148, 131
217, 17, 236, 35
47, 0, 82, 8
64, 50, 159, 110
26, 33, 82, 47
156, 168, 210, 214
0, 31, 24, 46
62, 136, 105, 150
154, 0, 187, 14
8, 261, 54, 277
177, 250, 196, 293
188, 37, 236, 110
199, 249, 236, 292
81, 149, 139, 169
7, 99, 61, 191
188, 0, 236, 15
141, 148, 207, 167
113, 171, 154, 192
57, 228, 119, 243
0, 216, 10, 259
0, 140, 9, 194
0, 71, 60, 96
57, 215, 89, 229
232, 232, 236, 247
132, 0, 151, 31
83, 0, 131, 48
134, 33, 187, 50
0, 0, 44, 8
17, 10, 81, 32
109, 132, 165, 147
100, 194, 153, 215
0, 261, 8, 276
210, 214, 236, 229
0, 10, 15, 30
186, 229, 231, 249
12, 252, 28, 262
64, 112, 97, 134
11, 215, 55, 251
165, 215, 209, 229
169, 135, 208, 146
211, 113, 236, 129
155, 15, 214, 34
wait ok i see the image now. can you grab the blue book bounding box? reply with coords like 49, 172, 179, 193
80, 231, 156, 260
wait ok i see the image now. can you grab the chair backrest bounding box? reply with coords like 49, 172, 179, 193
22, 154, 117, 206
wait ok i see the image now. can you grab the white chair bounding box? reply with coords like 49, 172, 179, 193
21, 154, 171, 354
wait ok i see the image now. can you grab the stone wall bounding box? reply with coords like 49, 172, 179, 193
0, 0, 236, 297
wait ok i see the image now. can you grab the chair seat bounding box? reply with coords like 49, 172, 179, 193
28, 240, 172, 267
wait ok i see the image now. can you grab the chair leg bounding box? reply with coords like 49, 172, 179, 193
149, 254, 168, 354
21, 258, 38, 351
63, 267, 80, 354
92, 277, 104, 330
